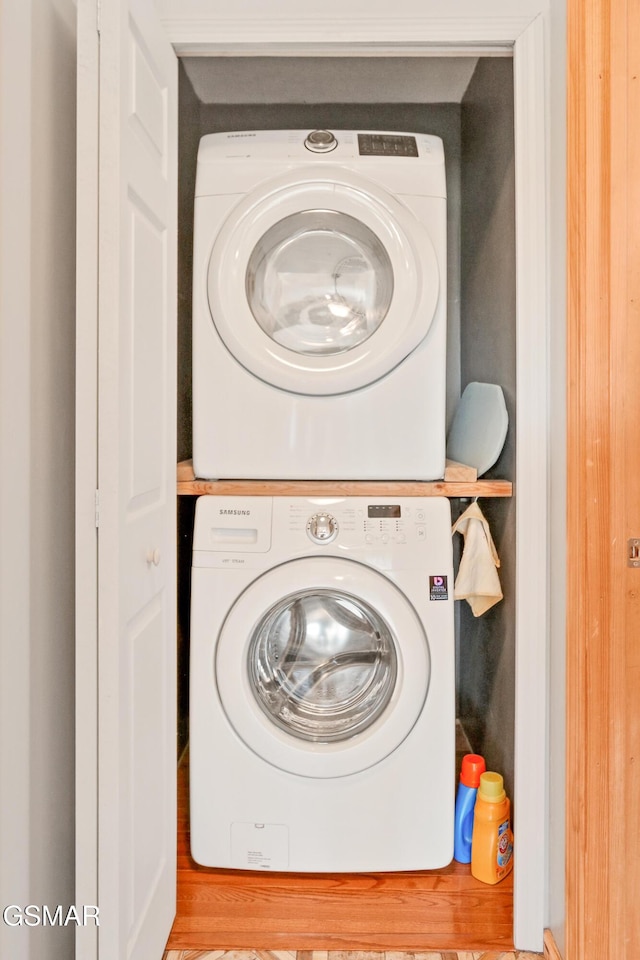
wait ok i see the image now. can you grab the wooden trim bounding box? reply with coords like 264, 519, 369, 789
567, 0, 640, 957
177, 458, 197, 482
566, 1, 609, 952
544, 928, 564, 960
177, 460, 512, 499
444, 458, 478, 482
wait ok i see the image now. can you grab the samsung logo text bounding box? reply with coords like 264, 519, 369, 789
219, 509, 251, 515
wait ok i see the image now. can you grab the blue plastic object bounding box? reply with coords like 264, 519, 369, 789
454, 782, 478, 863
453, 753, 486, 864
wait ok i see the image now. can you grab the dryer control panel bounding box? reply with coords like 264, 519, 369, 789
357, 133, 418, 157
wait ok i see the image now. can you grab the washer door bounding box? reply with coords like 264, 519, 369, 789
207, 168, 440, 396
216, 557, 431, 778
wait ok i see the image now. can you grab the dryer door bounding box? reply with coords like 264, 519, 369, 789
207, 169, 441, 395
215, 556, 430, 778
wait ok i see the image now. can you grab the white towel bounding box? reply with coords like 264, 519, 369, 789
451, 501, 503, 616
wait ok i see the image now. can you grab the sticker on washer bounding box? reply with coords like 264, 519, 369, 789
429, 575, 449, 600
230, 822, 289, 870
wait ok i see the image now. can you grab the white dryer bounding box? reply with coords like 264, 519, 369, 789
189, 495, 455, 872
192, 129, 447, 480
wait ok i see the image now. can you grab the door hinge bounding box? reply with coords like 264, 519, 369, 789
628, 539, 640, 568
95, 490, 100, 528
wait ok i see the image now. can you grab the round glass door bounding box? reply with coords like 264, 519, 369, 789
245, 210, 393, 357
248, 588, 397, 742
215, 556, 431, 778
207, 172, 440, 396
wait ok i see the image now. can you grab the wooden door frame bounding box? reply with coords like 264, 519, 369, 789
566, 0, 640, 957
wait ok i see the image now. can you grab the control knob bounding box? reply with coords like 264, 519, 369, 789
306, 512, 338, 543
304, 129, 338, 153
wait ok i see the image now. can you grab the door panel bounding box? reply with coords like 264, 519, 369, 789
205, 174, 441, 394
215, 556, 431, 778
94, 0, 177, 956
128, 196, 166, 503
567, 0, 640, 956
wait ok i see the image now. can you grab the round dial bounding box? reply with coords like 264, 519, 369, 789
304, 129, 338, 153
306, 512, 338, 543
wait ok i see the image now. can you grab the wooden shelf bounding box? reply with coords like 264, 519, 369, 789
176, 459, 513, 498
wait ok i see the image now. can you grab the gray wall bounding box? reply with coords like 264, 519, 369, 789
176, 66, 201, 755
457, 58, 517, 799
0, 0, 77, 958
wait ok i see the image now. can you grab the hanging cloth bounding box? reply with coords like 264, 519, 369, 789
451, 501, 503, 616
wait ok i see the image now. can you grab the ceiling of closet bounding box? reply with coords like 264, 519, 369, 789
181, 56, 482, 103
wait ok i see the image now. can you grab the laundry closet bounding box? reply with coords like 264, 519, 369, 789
169, 51, 518, 947
176, 54, 517, 793
75, 4, 551, 957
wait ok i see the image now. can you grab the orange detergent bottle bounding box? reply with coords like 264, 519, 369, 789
471, 772, 514, 884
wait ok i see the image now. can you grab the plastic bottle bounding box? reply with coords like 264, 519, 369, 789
471, 771, 514, 884
453, 753, 486, 863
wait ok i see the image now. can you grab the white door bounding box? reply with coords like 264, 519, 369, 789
76, 0, 178, 957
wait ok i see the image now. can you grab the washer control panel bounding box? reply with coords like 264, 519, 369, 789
192, 496, 451, 569
289, 499, 438, 549
362, 503, 426, 546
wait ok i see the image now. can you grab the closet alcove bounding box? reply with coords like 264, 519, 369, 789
170, 53, 517, 952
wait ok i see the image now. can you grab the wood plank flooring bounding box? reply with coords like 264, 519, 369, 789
166, 757, 514, 953
164, 952, 541, 960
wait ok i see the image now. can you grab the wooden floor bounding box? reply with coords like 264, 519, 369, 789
164, 952, 540, 960
166, 757, 514, 953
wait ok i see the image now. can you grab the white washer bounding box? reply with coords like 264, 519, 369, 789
190, 495, 455, 872
192, 129, 447, 480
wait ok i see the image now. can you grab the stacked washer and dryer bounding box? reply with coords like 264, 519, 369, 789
189, 130, 455, 872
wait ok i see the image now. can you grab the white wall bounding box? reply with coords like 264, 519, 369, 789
546, 0, 567, 952
0, 1, 77, 958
